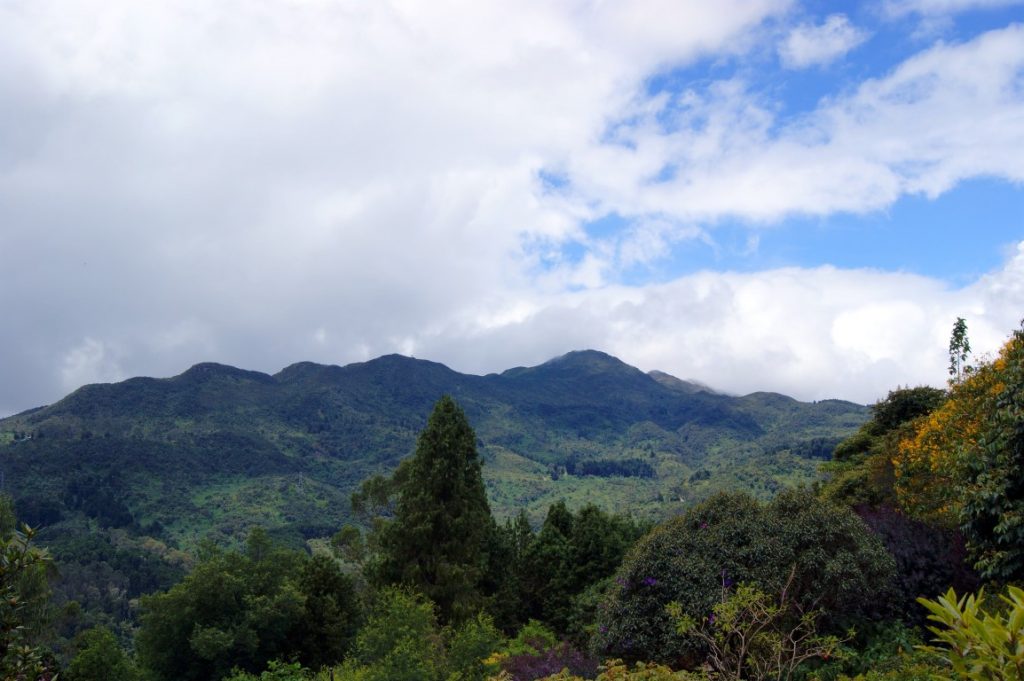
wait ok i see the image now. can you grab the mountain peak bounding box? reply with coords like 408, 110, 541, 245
543, 350, 635, 373
175, 362, 274, 384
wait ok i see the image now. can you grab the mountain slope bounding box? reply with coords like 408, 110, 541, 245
0, 351, 867, 549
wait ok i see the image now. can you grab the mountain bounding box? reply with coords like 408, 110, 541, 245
0, 350, 867, 551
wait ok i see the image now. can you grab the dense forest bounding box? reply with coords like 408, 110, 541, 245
3, 318, 1023, 680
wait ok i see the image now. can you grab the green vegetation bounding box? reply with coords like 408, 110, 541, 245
594, 489, 895, 664
372, 396, 493, 623
135, 528, 359, 681
0, 497, 59, 680
3, 320, 1022, 681
917, 586, 1024, 680
670, 572, 847, 681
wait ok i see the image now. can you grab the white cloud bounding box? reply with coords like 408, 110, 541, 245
418, 242, 1024, 404
61, 338, 124, 392
0, 1, 1021, 417
884, 0, 1024, 17
779, 14, 868, 68
560, 23, 1024, 223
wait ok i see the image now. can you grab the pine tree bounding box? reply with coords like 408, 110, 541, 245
374, 395, 492, 623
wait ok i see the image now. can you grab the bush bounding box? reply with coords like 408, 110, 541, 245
446, 612, 506, 681
670, 577, 847, 681
496, 621, 599, 681
854, 506, 979, 621
594, 490, 896, 665
917, 586, 1024, 681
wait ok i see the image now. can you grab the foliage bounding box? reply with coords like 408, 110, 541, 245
595, 489, 895, 665
515, 503, 646, 639
810, 621, 944, 681
564, 457, 655, 479
373, 396, 493, 624
446, 612, 506, 681
64, 626, 140, 681
948, 316, 972, 383
223, 660, 310, 681
491, 659, 696, 680
336, 587, 444, 681
819, 387, 946, 510
293, 553, 361, 669
491, 620, 598, 681
853, 505, 978, 621
0, 496, 58, 681
894, 323, 1024, 580
670, 569, 847, 681
917, 586, 1024, 680
891, 371, 993, 524
135, 528, 358, 681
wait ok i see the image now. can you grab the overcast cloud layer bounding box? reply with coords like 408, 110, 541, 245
2, 0, 1023, 415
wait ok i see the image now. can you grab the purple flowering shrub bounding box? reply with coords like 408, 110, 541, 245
500, 642, 599, 681
855, 504, 979, 622
498, 620, 599, 681
593, 490, 897, 666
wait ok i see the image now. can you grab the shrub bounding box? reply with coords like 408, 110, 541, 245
855, 505, 979, 621
496, 621, 599, 681
670, 571, 847, 681
917, 586, 1024, 681
594, 490, 896, 665
446, 612, 506, 681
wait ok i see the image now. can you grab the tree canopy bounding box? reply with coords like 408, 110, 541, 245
373, 395, 493, 624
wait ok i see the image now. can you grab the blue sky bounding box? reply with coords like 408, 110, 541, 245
0, 0, 1023, 414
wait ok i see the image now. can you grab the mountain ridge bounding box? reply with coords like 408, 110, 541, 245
0, 349, 868, 553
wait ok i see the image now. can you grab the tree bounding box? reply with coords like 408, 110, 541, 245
135, 529, 359, 681
895, 322, 1024, 580
337, 587, 444, 681
594, 490, 895, 665
819, 386, 946, 509
670, 569, 847, 681
373, 395, 492, 624
292, 553, 360, 669
948, 317, 972, 383
65, 626, 139, 681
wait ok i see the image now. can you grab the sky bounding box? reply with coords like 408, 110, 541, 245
1, 0, 1023, 415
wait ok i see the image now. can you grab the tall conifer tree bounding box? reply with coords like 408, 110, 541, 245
375, 395, 492, 623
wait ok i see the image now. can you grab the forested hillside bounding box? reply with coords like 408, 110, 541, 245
0, 350, 864, 548
18, 334, 1024, 681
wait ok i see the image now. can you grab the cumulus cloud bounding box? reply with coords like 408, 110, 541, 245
558, 23, 1024, 227
416, 241, 1024, 404
0, 1, 1021, 416
779, 14, 868, 68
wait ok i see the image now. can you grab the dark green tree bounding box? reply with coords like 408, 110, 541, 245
65, 626, 139, 681
136, 528, 359, 681
595, 489, 896, 665
293, 553, 360, 669
373, 395, 492, 624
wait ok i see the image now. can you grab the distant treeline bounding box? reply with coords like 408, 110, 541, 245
564, 455, 655, 478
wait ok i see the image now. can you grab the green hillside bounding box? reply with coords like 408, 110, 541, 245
0, 350, 866, 548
